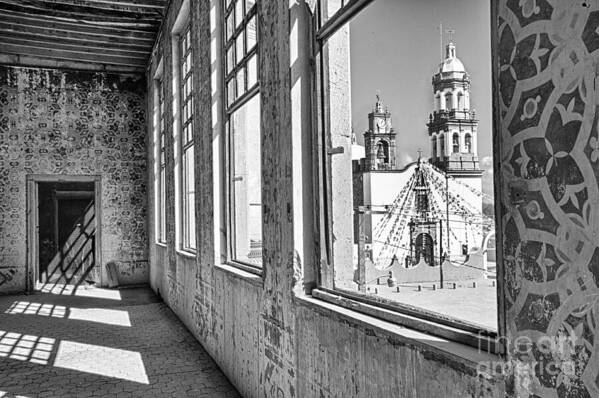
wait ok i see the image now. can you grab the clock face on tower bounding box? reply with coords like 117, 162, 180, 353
376, 118, 386, 131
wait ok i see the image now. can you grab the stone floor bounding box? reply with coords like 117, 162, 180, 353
0, 285, 240, 398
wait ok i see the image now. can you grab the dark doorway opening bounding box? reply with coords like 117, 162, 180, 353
38, 181, 98, 287
414, 233, 434, 266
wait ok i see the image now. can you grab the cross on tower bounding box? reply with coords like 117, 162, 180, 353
446, 28, 455, 43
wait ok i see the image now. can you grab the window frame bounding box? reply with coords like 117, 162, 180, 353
222, 0, 262, 274
153, 59, 166, 244
312, 0, 503, 353
179, 23, 196, 253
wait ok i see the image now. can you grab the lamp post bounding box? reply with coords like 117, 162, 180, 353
445, 171, 450, 258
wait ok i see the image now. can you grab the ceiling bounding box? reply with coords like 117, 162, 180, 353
0, 0, 168, 73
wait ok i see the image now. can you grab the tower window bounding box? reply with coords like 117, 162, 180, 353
439, 133, 444, 156
445, 92, 452, 110
432, 136, 437, 158
452, 133, 459, 153
376, 140, 389, 167
465, 133, 472, 153
458, 92, 465, 110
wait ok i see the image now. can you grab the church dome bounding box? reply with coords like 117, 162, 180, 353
437, 42, 466, 75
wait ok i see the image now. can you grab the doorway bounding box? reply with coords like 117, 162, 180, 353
27, 175, 102, 292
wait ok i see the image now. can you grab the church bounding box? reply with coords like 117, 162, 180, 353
352, 41, 493, 283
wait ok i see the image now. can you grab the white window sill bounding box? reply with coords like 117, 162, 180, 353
295, 294, 503, 380
176, 249, 197, 259
214, 263, 263, 286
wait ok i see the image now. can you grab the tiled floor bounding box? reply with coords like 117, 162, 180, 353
0, 285, 240, 398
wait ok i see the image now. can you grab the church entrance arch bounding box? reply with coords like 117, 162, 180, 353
414, 233, 434, 266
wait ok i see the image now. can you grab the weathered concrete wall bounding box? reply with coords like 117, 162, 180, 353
0, 66, 148, 293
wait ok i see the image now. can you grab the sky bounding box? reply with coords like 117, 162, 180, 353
349, 0, 493, 193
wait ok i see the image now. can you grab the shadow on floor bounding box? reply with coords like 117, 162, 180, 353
0, 285, 240, 398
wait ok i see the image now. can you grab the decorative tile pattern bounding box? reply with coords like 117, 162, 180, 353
499, 1, 599, 396
0, 66, 148, 293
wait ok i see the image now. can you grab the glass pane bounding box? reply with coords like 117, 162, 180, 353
319, 0, 346, 28
247, 54, 257, 88
246, 0, 256, 11
227, 12, 235, 40
227, 45, 235, 74
325, 0, 496, 330
236, 33, 244, 62
227, 78, 236, 106
231, 94, 261, 266
235, 0, 244, 27
236, 68, 246, 96
184, 146, 196, 250
247, 15, 256, 51
160, 167, 166, 242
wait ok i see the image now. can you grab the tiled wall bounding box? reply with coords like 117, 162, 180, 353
0, 66, 148, 293
498, 1, 599, 396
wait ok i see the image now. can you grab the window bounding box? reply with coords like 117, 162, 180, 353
452, 133, 459, 153
445, 92, 452, 110
179, 24, 196, 252
315, 0, 497, 348
465, 133, 472, 153
155, 75, 166, 243
223, 0, 261, 269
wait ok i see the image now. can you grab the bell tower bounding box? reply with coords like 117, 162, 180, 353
427, 41, 482, 189
364, 95, 397, 171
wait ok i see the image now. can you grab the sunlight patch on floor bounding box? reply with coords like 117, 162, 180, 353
0, 390, 33, 398
54, 341, 149, 384
68, 308, 131, 327
35, 283, 122, 301
5, 302, 131, 327
5, 301, 66, 318
0, 331, 55, 365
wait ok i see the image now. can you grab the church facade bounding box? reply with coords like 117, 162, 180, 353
352, 42, 491, 283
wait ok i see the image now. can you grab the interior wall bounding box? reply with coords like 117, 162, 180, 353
0, 66, 148, 293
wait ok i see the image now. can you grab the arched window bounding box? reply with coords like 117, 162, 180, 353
445, 92, 452, 110
465, 133, 472, 153
439, 133, 445, 156
457, 92, 465, 109
432, 136, 437, 158
375, 140, 389, 168
435, 94, 441, 111
452, 133, 460, 153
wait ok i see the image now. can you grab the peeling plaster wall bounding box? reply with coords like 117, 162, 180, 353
146, 1, 507, 397
0, 66, 148, 293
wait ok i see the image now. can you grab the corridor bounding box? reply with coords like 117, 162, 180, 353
0, 286, 240, 398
